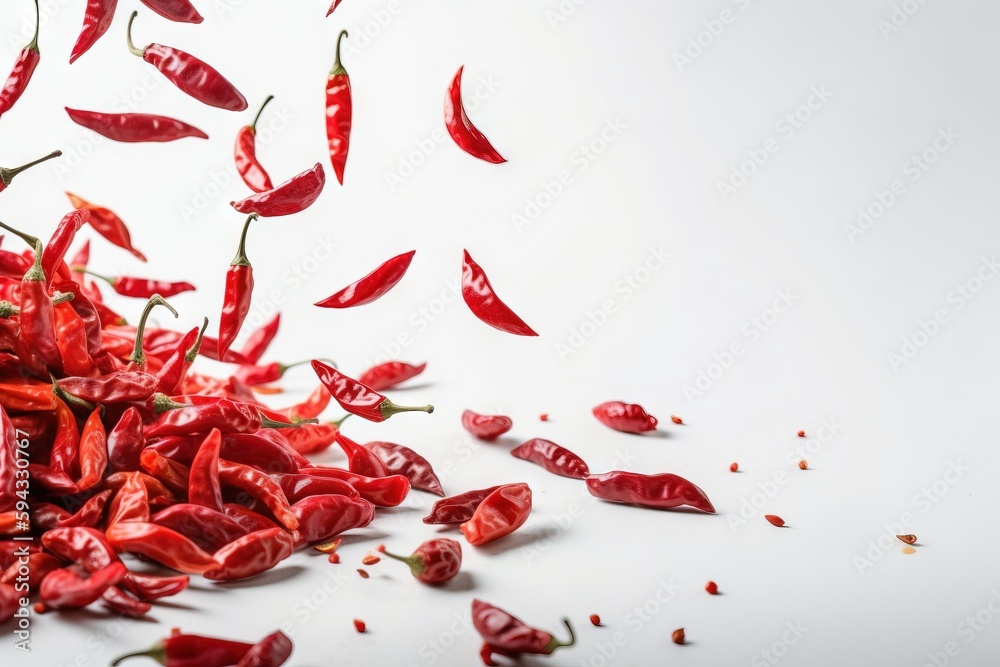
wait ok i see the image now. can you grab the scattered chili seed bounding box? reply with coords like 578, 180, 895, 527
705, 581, 718, 595
901, 546, 916, 555
314, 538, 342, 554
670, 415, 683, 424
32, 602, 46, 614
798, 460, 808, 470
897, 534, 917, 545
353, 619, 366, 633
589, 614, 601, 626
377, 544, 387, 553
357, 569, 369, 578
729, 462, 739, 472
539, 413, 549, 421
764, 514, 785, 527
362, 554, 381, 566
328, 554, 340, 564
672, 628, 685, 645
797, 430, 805, 437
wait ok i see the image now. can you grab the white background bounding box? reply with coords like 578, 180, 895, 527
1, 0, 998, 665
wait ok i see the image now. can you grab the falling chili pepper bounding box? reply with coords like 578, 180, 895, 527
764, 514, 785, 527
239, 313, 280, 364
445, 67, 505, 163
383, 538, 462, 585
461, 249, 536, 336
592, 401, 658, 434
111, 629, 255, 667
326, 0, 344, 16
0, 0, 41, 120
231, 163, 326, 217
356, 360, 426, 391
218, 214, 258, 360
70, 0, 117, 64
65, 192, 146, 261
705, 580, 718, 594
80, 268, 195, 298
139, 0, 204, 24
315, 250, 415, 309
325, 30, 352, 185
65, 108, 208, 143
235, 95, 275, 192
460, 483, 532, 546
126, 11, 248, 111
462, 410, 513, 441
585, 471, 715, 513
311, 359, 433, 422
510, 438, 590, 480
0, 150, 62, 194
473, 599, 574, 665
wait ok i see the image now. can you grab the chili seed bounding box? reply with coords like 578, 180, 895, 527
797, 430, 805, 437
798, 459, 808, 470
589, 614, 601, 626
314, 537, 342, 554
539, 413, 549, 421
897, 534, 917, 545
353, 619, 366, 633
357, 569, 369, 578
902, 546, 916, 555
328, 554, 340, 564
672, 628, 685, 645
705, 580, 718, 595
729, 462, 739, 472
671, 415, 683, 424
764, 514, 785, 527
362, 554, 381, 566
376, 544, 386, 552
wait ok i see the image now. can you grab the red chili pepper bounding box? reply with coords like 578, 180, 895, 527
333, 431, 388, 478
147, 396, 301, 438
41, 210, 89, 284
315, 250, 415, 309
57, 371, 157, 403
235, 96, 275, 192
326, 0, 344, 16
383, 538, 462, 585
140, 449, 191, 496
84, 269, 196, 298
54, 302, 99, 376
119, 572, 190, 602
74, 408, 107, 491
472, 599, 574, 661
423, 485, 503, 524
231, 163, 326, 217
0, 0, 41, 119
356, 360, 426, 391
0, 583, 18, 623
0, 228, 61, 370
592, 401, 658, 434
233, 360, 311, 387
218, 459, 299, 531
291, 494, 374, 545
0, 150, 61, 193
461, 250, 536, 336
325, 30, 352, 185
65, 108, 208, 142
152, 503, 247, 552
218, 213, 258, 360
272, 472, 357, 503
510, 438, 590, 480
460, 483, 531, 546
363, 440, 444, 496
187, 428, 223, 512
235, 630, 293, 667
203, 528, 295, 581
0, 406, 16, 514
111, 629, 254, 667
139, 0, 204, 24
126, 11, 247, 111
300, 467, 410, 507
311, 360, 433, 422
445, 67, 505, 163
40, 562, 128, 610
55, 489, 112, 528
101, 586, 152, 619
70, 0, 117, 64
462, 410, 513, 441
155, 319, 207, 394
585, 471, 716, 513
65, 192, 147, 261
107, 407, 145, 473
238, 313, 280, 364
106, 522, 217, 573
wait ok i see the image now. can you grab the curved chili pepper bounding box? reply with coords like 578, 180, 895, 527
311, 359, 433, 422
0, 0, 41, 119
65, 108, 208, 142
56, 489, 112, 528
101, 586, 152, 618
233, 359, 310, 387
106, 472, 151, 525
0, 229, 61, 369
363, 440, 444, 496
111, 629, 254, 667
462, 410, 513, 441
155, 319, 207, 394
510, 438, 590, 479
472, 599, 574, 660
383, 538, 462, 585
118, 572, 190, 602
335, 431, 388, 477
126, 11, 247, 111
40, 562, 128, 609
129, 295, 178, 370
325, 30, 352, 185
188, 428, 223, 512
234, 630, 293, 667
460, 483, 531, 546
585, 471, 716, 513
139, 0, 204, 23
218, 213, 257, 359
239, 313, 279, 364
70, 0, 118, 65
326, 0, 344, 16
357, 360, 426, 391
271, 472, 357, 503
218, 459, 299, 531
106, 521, 217, 573
231, 163, 326, 217
107, 407, 145, 473
151, 504, 249, 552
423, 485, 503, 524
235, 96, 275, 192
75, 408, 107, 491
147, 396, 300, 437
224, 503, 278, 533
41, 210, 89, 285
140, 449, 190, 496
57, 371, 157, 403
0, 150, 61, 193
203, 527, 295, 581
81, 268, 195, 298
314, 250, 415, 309
48, 396, 79, 479
461, 250, 536, 336
1, 552, 59, 589
445, 66, 505, 164
592, 401, 658, 434
64, 192, 147, 261
300, 467, 410, 507
291, 494, 374, 545
54, 302, 98, 376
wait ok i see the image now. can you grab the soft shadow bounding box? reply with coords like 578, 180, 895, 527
335, 531, 391, 547
390, 382, 433, 391
437, 570, 475, 592
642, 429, 671, 439
476, 526, 557, 556
212, 565, 306, 589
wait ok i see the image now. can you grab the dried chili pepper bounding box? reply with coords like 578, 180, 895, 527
764, 514, 785, 527
272, 472, 358, 504
326, 0, 344, 16
41, 210, 89, 283
57, 371, 157, 403
0, 150, 61, 193
70, 0, 117, 64
461, 250, 536, 336
74, 408, 107, 491
235, 630, 293, 667
445, 67, 505, 163
231, 163, 326, 217
80, 268, 195, 298
9, 233, 62, 370
0, 583, 19, 623
592, 401, 658, 434
188, 428, 223, 512
106, 522, 217, 573
239, 313, 280, 364
140, 0, 204, 24
65, 108, 209, 142
292, 494, 375, 544
40, 562, 128, 609
510, 438, 590, 479
363, 440, 444, 496
383, 538, 462, 585
218, 213, 258, 360
315, 250, 414, 309
64, 192, 147, 261
462, 410, 513, 441
460, 483, 531, 546
335, 431, 389, 477
423, 485, 502, 524
155, 319, 207, 394
0, 0, 41, 119
325, 30, 352, 185
234, 360, 312, 387
111, 629, 254, 667
311, 360, 433, 422
235, 96, 275, 193
203, 528, 295, 580
126, 11, 247, 111
101, 586, 151, 619
107, 407, 145, 473
300, 468, 410, 507
357, 360, 426, 391
217, 459, 299, 531
586, 471, 715, 513
473, 599, 574, 664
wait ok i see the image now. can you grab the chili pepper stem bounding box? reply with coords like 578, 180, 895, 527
51, 374, 99, 413
110, 642, 166, 666
0, 219, 41, 250
249, 95, 274, 134
544, 619, 576, 653
80, 268, 116, 287
330, 30, 349, 76
382, 550, 423, 576
0, 292, 72, 318
259, 413, 317, 429
185, 317, 209, 362
125, 11, 144, 57
152, 393, 188, 414
380, 399, 434, 419
130, 295, 179, 367
28, 0, 40, 51
0, 150, 61, 186
232, 214, 258, 267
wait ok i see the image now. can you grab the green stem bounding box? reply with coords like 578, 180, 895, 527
0, 150, 61, 186
51, 374, 98, 413
0, 219, 40, 250
330, 30, 349, 76
260, 413, 318, 429
110, 642, 167, 666
29, 0, 39, 52
130, 295, 178, 368
1, 292, 73, 317
379, 399, 434, 420
80, 268, 115, 287
544, 619, 576, 653
382, 550, 423, 577
249, 95, 274, 134
152, 393, 187, 414
185, 317, 209, 363
125, 11, 143, 57
232, 214, 258, 267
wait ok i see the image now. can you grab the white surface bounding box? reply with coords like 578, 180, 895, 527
1, 0, 998, 665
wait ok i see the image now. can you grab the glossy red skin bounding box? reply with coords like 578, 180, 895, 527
271, 473, 358, 503
300, 467, 410, 507
219, 265, 253, 360
326, 35, 352, 185
311, 360, 386, 422
472, 599, 558, 654
592, 401, 658, 434
101, 585, 151, 618
326, 0, 344, 16
70, 0, 117, 64
151, 632, 254, 667
203, 528, 295, 580
40, 562, 128, 609
462, 250, 536, 336
444, 66, 505, 163
188, 429, 224, 512
510, 438, 590, 479
364, 440, 444, 496
65, 192, 147, 261
231, 163, 326, 217
151, 504, 249, 552
336, 432, 388, 477
111, 276, 195, 298
291, 494, 374, 545
423, 485, 502, 524
217, 459, 299, 531
236, 631, 293, 667
462, 410, 513, 441
142, 43, 247, 111
235, 126, 273, 193
315, 250, 415, 308
107, 407, 145, 473
460, 483, 531, 546
42, 211, 89, 281
405, 538, 462, 584
57, 371, 157, 403
357, 360, 426, 391
585, 471, 715, 514
65, 108, 208, 142
106, 522, 217, 573
0, 45, 39, 118
139, 0, 204, 23
239, 314, 280, 364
